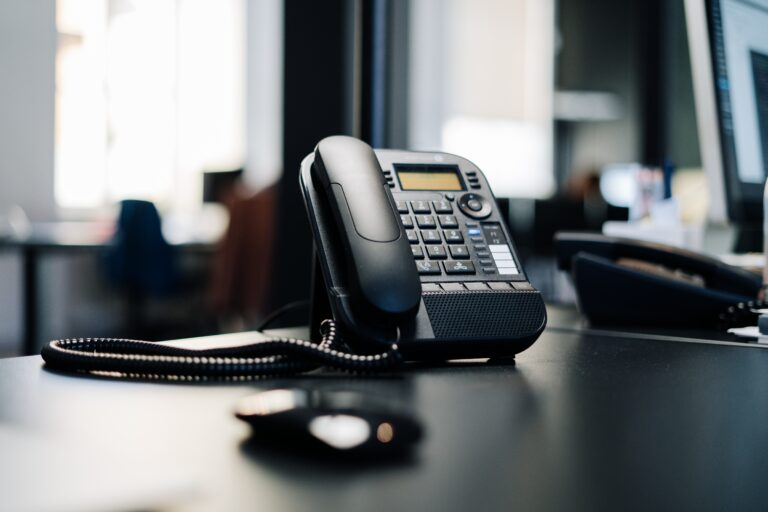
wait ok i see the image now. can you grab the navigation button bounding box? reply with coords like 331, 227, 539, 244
467, 199, 482, 211
443, 260, 475, 274
467, 228, 482, 237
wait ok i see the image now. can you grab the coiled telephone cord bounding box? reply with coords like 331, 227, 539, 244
41, 320, 402, 381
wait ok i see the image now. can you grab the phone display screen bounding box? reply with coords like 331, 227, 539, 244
396, 166, 465, 191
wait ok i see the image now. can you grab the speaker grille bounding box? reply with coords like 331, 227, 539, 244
422, 291, 545, 339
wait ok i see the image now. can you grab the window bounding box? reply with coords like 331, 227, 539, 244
408, 0, 555, 198
55, 0, 246, 211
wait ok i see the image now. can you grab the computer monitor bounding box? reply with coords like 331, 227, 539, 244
686, 0, 768, 235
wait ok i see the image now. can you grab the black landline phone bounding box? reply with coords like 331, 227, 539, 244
41, 136, 546, 378
555, 232, 763, 329
301, 136, 546, 360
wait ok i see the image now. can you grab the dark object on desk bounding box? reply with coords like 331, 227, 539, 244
555, 232, 761, 328
300, 136, 546, 361
235, 388, 422, 457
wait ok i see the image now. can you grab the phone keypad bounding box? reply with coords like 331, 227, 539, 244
396, 190, 520, 282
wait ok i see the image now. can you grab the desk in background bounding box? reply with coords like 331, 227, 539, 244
0, 221, 217, 355
2, 320, 768, 511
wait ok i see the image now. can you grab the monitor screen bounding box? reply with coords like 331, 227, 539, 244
705, 0, 768, 222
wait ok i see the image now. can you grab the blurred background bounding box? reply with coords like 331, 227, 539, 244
0, 0, 740, 355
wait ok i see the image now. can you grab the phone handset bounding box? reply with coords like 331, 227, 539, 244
312, 136, 421, 321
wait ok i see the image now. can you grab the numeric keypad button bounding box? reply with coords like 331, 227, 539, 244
427, 245, 447, 260
449, 245, 470, 259
443, 260, 475, 274
416, 215, 436, 228
416, 260, 441, 274
432, 200, 453, 213
421, 230, 441, 244
443, 230, 464, 244
438, 215, 458, 228
410, 200, 431, 213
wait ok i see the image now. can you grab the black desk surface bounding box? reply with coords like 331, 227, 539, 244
2, 312, 768, 511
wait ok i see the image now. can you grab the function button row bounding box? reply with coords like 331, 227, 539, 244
465, 172, 481, 189
415, 260, 476, 275
489, 244, 519, 275
383, 170, 395, 188
421, 281, 535, 292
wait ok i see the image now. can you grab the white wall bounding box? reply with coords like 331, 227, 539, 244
245, 0, 283, 191
0, 0, 56, 221
0, 0, 55, 353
